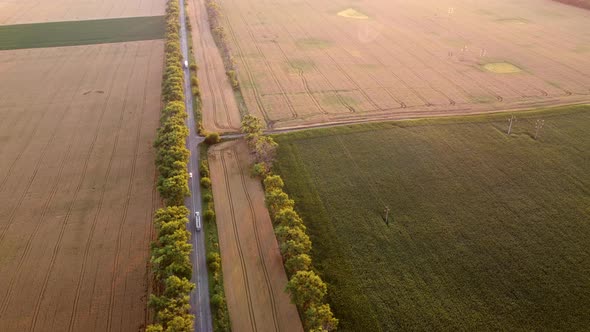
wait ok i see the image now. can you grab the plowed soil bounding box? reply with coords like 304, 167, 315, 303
215, 0, 590, 129
0, 40, 163, 332
208, 141, 303, 332
0, 0, 165, 25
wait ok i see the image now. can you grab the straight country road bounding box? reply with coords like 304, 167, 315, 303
179, 0, 213, 330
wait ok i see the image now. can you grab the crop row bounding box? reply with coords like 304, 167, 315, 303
241, 115, 338, 331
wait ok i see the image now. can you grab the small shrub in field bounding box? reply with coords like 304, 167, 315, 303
200, 160, 210, 177
251, 162, 267, 177
203, 193, 213, 202
200, 177, 212, 188
205, 132, 221, 145
227, 70, 239, 89
191, 76, 199, 87
204, 208, 215, 221
190, 63, 198, 71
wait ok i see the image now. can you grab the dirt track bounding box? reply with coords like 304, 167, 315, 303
215, 0, 590, 129
0, 0, 164, 25
0, 40, 163, 332
187, 0, 242, 133
208, 141, 303, 332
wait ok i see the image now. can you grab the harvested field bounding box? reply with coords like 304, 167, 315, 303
187, 0, 242, 133
208, 141, 303, 332
216, 0, 590, 129
0, 16, 165, 50
273, 105, 590, 330
0, 40, 164, 331
0, 0, 165, 25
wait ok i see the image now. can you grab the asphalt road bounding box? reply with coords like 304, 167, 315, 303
179, 0, 213, 330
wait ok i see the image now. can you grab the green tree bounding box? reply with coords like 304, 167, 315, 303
241, 114, 263, 145
265, 189, 294, 218
204, 132, 221, 145
280, 233, 312, 261
263, 175, 284, 191
200, 177, 212, 188
286, 270, 327, 311
285, 253, 312, 275
305, 304, 339, 331
146, 324, 164, 332
273, 208, 304, 228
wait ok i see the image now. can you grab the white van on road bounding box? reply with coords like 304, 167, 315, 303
195, 211, 201, 232
184, 60, 188, 69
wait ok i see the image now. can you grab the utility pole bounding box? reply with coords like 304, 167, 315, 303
507, 115, 517, 135
534, 119, 545, 140
384, 206, 390, 225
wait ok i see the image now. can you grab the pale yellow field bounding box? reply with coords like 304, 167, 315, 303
0, 40, 163, 332
0, 0, 165, 25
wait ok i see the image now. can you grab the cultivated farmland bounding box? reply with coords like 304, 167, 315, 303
0, 0, 164, 25
216, 0, 590, 128
274, 106, 590, 331
208, 141, 303, 331
0, 16, 165, 50
0, 40, 163, 331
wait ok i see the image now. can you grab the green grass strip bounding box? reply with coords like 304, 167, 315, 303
0, 16, 165, 50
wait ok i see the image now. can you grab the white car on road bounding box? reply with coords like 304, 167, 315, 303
195, 211, 201, 232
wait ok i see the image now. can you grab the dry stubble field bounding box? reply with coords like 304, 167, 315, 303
217, 0, 590, 128
208, 141, 303, 332
0, 40, 163, 331
187, 0, 242, 133
0, 0, 164, 25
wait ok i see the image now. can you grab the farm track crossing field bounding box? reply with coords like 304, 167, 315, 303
0, 0, 165, 25
217, 0, 590, 129
274, 105, 590, 331
0, 16, 165, 50
0, 40, 164, 331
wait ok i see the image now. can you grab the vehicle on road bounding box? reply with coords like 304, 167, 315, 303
195, 211, 201, 232
184, 60, 188, 68
189, 172, 193, 179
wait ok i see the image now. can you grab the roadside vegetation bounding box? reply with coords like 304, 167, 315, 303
241, 115, 338, 331
272, 105, 590, 330
148, 0, 194, 331
183, 9, 205, 134
200, 147, 232, 331
0, 16, 165, 50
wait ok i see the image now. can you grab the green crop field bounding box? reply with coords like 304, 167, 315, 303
0, 16, 165, 50
273, 105, 590, 331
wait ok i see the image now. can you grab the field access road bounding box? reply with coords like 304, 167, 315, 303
180, 0, 213, 331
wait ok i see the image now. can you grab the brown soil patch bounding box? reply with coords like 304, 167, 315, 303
208, 140, 303, 332
187, 0, 242, 133
215, 0, 590, 129
552, 0, 590, 10
0, 0, 165, 25
0, 40, 163, 331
